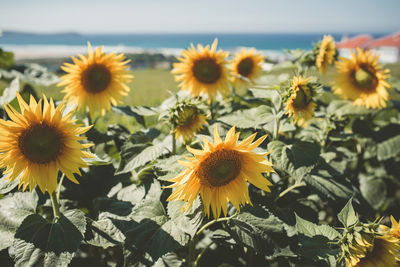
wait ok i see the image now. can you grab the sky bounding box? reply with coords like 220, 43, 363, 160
0, 0, 399, 34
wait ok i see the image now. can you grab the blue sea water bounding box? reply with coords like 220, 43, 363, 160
0, 32, 389, 51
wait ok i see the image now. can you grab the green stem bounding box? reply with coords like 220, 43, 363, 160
193, 241, 213, 267
172, 132, 176, 154
273, 116, 280, 140
56, 173, 65, 203
50, 191, 61, 220
188, 212, 238, 266
275, 182, 306, 201
209, 99, 214, 120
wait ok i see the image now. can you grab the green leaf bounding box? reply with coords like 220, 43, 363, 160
226, 205, 288, 255
123, 199, 191, 263
248, 88, 282, 110
218, 105, 275, 129
116, 180, 162, 204
268, 140, 320, 181
377, 135, 400, 161
295, 214, 340, 260
337, 198, 358, 228
85, 218, 126, 249
12, 209, 86, 267
0, 77, 19, 105
295, 214, 340, 240
167, 197, 203, 237
303, 167, 353, 202
327, 100, 370, 117
117, 135, 172, 174
113, 106, 159, 126
359, 175, 386, 210
0, 192, 38, 250
155, 155, 184, 181
0, 176, 19, 194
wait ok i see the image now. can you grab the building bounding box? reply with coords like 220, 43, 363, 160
336, 32, 400, 63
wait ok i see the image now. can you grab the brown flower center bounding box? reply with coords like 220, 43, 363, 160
237, 57, 254, 77
18, 122, 64, 164
292, 87, 310, 109
177, 107, 197, 126
353, 66, 378, 91
192, 58, 221, 84
81, 64, 112, 93
197, 149, 242, 187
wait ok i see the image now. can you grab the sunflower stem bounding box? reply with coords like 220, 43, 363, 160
273, 116, 280, 140
56, 173, 65, 203
188, 212, 238, 266
172, 132, 176, 154
50, 191, 61, 220
193, 241, 213, 267
209, 99, 214, 120
275, 182, 306, 201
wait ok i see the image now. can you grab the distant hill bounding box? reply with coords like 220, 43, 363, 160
2, 30, 82, 38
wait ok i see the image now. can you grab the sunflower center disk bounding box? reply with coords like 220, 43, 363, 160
237, 57, 254, 77
177, 107, 197, 126
192, 58, 221, 84
81, 64, 112, 93
292, 88, 309, 108
18, 123, 63, 164
198, 150, 242, 187
354, 68, 377, 90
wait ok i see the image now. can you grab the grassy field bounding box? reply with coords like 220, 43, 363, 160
1, 62, 399, 131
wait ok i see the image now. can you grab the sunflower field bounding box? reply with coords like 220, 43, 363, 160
0, 36, 400, 267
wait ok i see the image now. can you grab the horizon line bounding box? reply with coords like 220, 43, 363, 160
2, 29, 398, 36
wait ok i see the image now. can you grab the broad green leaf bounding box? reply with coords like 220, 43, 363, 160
226, 205, 288, 255
12, 209, 86, 267
155, 155, 184, 181
304, 167, 353, 202
123, 199, 190, 262
93, 197, 134, 219
153, 252, 183, 267
218, 105, 275, 129
268, 140, 320, 181
0, 192, 38, 250
377, 135, 400, 161
295, 214, 340, 240
167, 197, 203, 237
295, 214, 340, 260
0, 77, 19, 105
117, 135, 172, 174
116, 180, 162, 204
359, 175, 386, 210
85, 218, 126, 249
327, 100, 370, 117
337, 198, 358, 228
113, 106, 159, 126
0, 176, 19, 194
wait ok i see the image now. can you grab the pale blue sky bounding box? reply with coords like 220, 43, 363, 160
0, 0, 399, 33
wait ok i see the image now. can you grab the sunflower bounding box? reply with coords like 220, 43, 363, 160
285, 76, 317, 126
316, 35, 336, 74
332, 47, 391, 109
0, 94, 94, 194
171, 39, 230, 101
345, 234, 400, 267
58, 43, 133, 116
381, 216, 400, 239
230, 48, 264, 89
166, 125, 274, 218
173, 105, 208, 143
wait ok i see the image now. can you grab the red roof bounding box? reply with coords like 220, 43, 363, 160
367, 32, 400, 48
336, 34, 373, 49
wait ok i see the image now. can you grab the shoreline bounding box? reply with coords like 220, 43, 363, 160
0, 44, 289, 62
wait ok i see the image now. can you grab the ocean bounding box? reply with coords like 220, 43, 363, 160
0, 31, 389, 60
